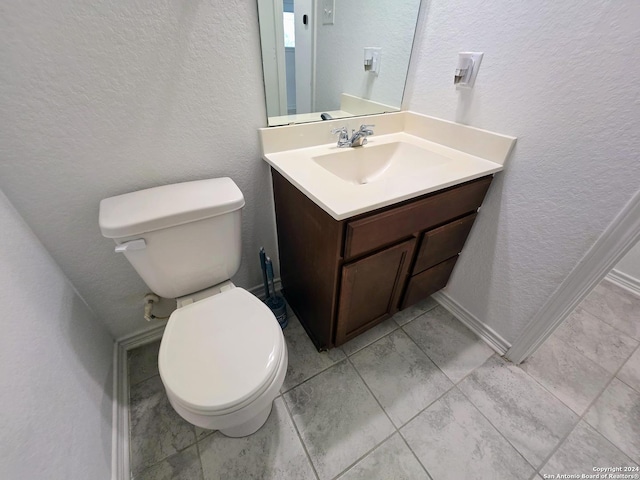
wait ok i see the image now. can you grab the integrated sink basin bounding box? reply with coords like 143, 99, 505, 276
312, 141, 451, 185
260, 112, 516, 220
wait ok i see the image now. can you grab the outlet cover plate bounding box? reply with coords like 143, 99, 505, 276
457, 52, 484, 89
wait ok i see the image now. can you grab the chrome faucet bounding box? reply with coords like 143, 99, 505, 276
331, 124, 375, 148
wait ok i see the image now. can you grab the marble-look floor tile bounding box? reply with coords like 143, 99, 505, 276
541, 421, 638, 478
585, 378, 640, 463
337, 433, 429, 480
281, 315, 345, 393
401, 388, 534, 480
520, 335, 611, 414
554, 306, 638, 373
341, 318, 398, 356
351, 329, 453, 427
618, 348, 640, 393
403, 305, 494, 383
580, 281, 640, 340
129, 340, 161, 387
284, 360, 395, 480
199, 398, 315, 480
458, 356, 578, 467
129, 375, 196, 475
134, 444, 203, 480
391, 297, 438, 326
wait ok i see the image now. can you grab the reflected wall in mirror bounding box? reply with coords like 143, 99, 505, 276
258, 0, 422, 126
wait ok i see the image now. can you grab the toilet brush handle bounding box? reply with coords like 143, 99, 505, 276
265, 257, 274, 299
259, 247, 269, 299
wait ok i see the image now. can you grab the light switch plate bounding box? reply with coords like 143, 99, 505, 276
322, 0, 335, 25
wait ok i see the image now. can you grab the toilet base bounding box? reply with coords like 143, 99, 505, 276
219, 401, 274, 437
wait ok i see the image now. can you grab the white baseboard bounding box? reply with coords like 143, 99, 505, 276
606, 269, 640, 297
111, 278, 282, 479
506, 189, 640, 365
432, 291, 511, 355
112, 322, 167, 480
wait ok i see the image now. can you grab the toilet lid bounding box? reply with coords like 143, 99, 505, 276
158, 288, 283, 413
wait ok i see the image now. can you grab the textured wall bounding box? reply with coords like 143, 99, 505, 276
0, 190, 114, 479
405, 1, 640, 342
314, 0, 421, 111
614, 241, 640, 284
0, 0, 277, 338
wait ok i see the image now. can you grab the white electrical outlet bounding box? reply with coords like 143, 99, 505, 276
455, 52, 484, 89
322, 0, 335, 25
364, 47, 382, 76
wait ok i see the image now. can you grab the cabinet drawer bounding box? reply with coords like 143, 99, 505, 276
413, 213, 477, 275
401, 256, 458, 309
344, 176, 492, 260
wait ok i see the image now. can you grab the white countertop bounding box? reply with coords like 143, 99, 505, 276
260, 111, 516, 221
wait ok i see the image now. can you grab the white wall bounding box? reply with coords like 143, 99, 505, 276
0, 0, 278, 338
614, 242, 640, 285
0, 190, 113, 479
314, 0, 421, 111
405, 0, 640, 342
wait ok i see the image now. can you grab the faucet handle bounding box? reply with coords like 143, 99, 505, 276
331, 126, 351, 147
359, 124, 375, 135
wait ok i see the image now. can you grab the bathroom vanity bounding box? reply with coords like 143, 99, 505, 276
260, 111, 516, 350
272, 170, 491, 349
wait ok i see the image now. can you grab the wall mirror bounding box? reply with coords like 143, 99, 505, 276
258, 0, 423, 126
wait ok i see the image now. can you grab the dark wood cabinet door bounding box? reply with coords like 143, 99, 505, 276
335, 238, 416, 345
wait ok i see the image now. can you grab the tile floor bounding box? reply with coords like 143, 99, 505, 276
127, 281, 640, 480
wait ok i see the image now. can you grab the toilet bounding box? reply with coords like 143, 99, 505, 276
99, 177, 287, 437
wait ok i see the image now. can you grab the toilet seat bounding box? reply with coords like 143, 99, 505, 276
158, 287, 284, 415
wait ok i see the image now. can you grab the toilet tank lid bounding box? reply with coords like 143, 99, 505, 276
99, 178, 245, 239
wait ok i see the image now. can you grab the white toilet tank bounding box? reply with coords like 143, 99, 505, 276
99, 178, 245, 299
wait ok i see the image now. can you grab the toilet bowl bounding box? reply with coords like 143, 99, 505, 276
159, 286, 287, 437
98, 177, 288, 437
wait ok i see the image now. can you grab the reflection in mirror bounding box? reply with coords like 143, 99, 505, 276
258, 0, 422, 126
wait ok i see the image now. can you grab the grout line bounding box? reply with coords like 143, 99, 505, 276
396, 433, 435, 480
455, 384, 539, 475
518, 335, 614, 416
279, 353, 345, 396
616, 373, 640, 395
194, 440, 206, 480
530, 339, 640, 477
590, 311, 640, 343
402, 324, 541, 476
282, 305, 436, 400
328, 431, 398, 480
280, 395, 321, 480
578, 290, 640, 343
344, 355, 435, 480
347, 318, 460, 429
394, 384, 456, 431
399, 318, 492, 388
395, 323, 541, 477
343, 320, 400, 357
